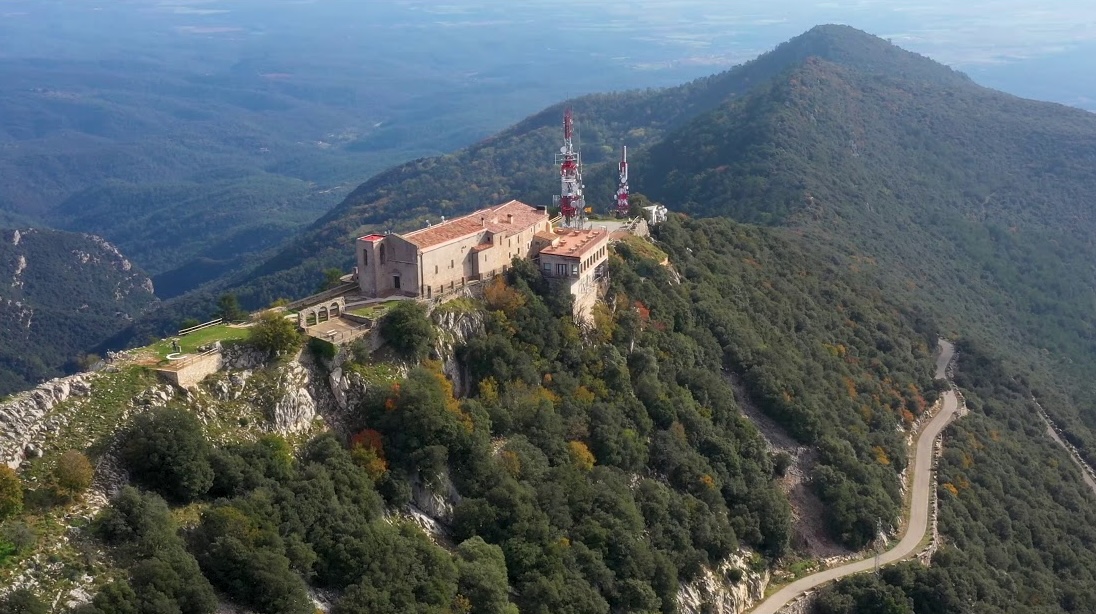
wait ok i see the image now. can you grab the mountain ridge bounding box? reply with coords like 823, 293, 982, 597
0, 227, 157, 394
169, 24, 972, 311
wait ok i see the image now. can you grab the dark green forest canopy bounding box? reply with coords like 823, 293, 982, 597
79, 212, 961, 613
635, 51, 1096, 473
0, 228, 156, 394
816, 340, 1096, 614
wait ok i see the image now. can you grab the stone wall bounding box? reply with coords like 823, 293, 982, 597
156, 351, 222, 389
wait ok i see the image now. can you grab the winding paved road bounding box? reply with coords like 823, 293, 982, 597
750, 341, 959, 614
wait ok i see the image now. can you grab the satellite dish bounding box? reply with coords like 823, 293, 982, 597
560, 146, 567, 153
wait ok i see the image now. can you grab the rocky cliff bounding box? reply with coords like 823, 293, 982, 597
678, 553, 770, 614
0, 371, 95, 468
431, 300, 486, 398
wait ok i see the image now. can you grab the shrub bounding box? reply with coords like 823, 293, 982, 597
0, 521, 36, 553
0, 465, 22, 520
381, 301, 435, 362
122, 409, 213, 503
52, 450, 94, 501
250, 311, 304, 356
0, 589, 47, 614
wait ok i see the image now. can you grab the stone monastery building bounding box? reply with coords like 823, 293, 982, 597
355, 200, 610, 315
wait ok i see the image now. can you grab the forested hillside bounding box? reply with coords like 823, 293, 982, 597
3, 213, 961, 612
625, 27, 1096, 484
0, 229, 156, 394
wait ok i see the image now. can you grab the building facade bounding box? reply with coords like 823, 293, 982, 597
536, 228, 611, 320
356, 200, 551, 299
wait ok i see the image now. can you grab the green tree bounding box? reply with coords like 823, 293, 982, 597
250, 311, 304, 356
320, 268, 345, 291
92, 487, 217, 614
216, 293, 247, 323
381, 301, 435, 362
76, 580, 139, 614
0, 465, 22, 520
0, 589, 47, 614
51, 449, 94, 501
122, 409, 213, 503
455, 537, 517, 614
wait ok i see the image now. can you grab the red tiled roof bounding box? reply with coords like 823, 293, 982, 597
538, 229, 609, 260
401, 200, 547, 250
359, 233, 386, 242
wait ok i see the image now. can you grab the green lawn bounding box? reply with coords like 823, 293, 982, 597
349, 300, 401, 319
150, 324, 251, 359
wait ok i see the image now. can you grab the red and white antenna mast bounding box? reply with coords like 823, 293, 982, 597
555, 107, 586, 228
615, 145, 630, 217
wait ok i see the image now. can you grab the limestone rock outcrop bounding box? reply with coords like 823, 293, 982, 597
268, 358, 317, 434
678, 553, 769, 614
0, 372, 94, 468
432, 305, 485, 397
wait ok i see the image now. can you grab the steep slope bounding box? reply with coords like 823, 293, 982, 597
630, 30, 1096, 464
0, 228, 157, 394
616, 27, 1096, 613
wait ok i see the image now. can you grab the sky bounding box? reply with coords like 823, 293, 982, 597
1, 0, 1093, 109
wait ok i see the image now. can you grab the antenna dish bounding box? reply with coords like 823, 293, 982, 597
560, 146, 567, 153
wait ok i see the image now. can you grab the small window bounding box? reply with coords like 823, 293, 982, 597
393, 275, 401, 289
571, 264, 578, 276
380, 244, 386, 264
450, 259, 454, 269
363, 250, 368, 266
543, 262, 551, 272
435, 265, 439, 274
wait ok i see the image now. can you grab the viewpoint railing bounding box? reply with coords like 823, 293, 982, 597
178, 318, 222, 336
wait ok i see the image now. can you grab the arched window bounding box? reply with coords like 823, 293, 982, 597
379, 244, 386, 265
318, 307, 329, 323
331, 303, 341, 317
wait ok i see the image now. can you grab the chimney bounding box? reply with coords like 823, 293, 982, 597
481, 217, 486, 227
507, 213, 514, 223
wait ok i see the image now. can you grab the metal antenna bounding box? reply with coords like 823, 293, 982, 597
615, 145, 630, 217
554, 107, 586, 229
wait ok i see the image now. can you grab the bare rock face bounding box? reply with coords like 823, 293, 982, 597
677, 553, 769, 614
221, 343, 268, 371
431, 306, 485, 397
0, 372, 94, 468
410, 471, 462, 526
269, 359, 317, 434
